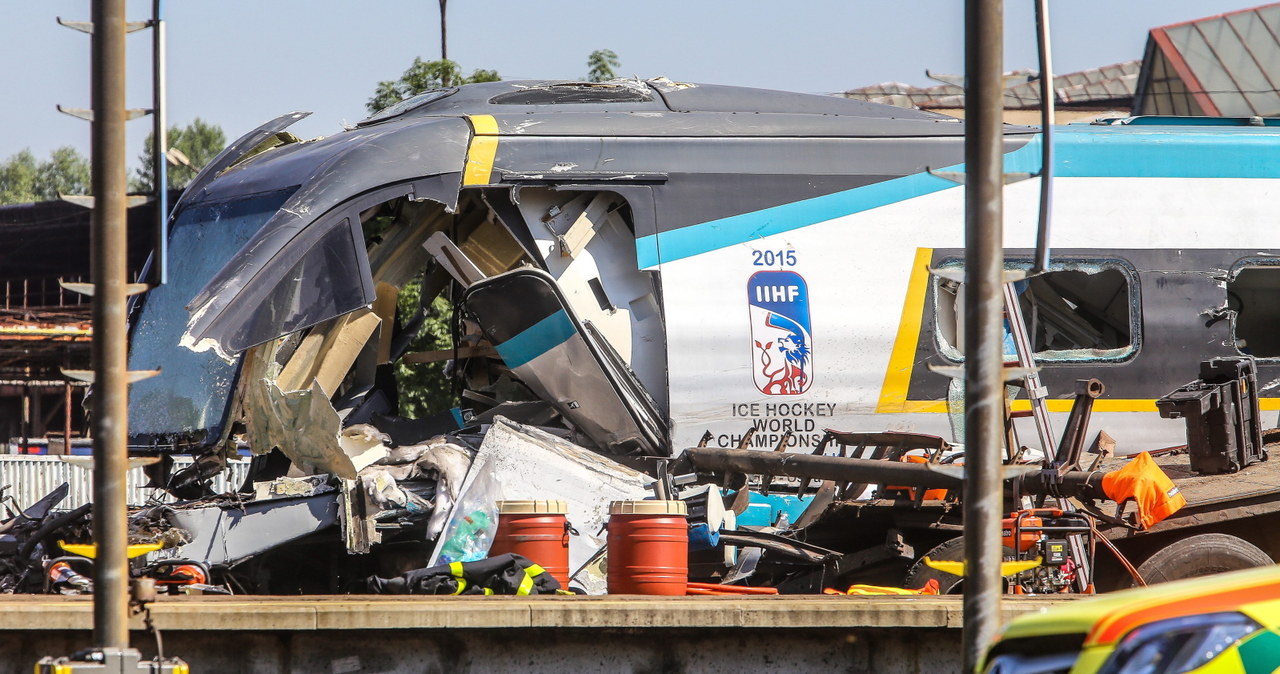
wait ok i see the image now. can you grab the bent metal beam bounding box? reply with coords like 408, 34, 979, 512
678, 447, 1107, 501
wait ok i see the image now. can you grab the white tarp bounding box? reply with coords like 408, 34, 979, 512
428, 416, 652, 594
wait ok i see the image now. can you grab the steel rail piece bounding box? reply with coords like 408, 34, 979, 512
677, 447, 1108, 502
1002, 280, 1056, 455
1023, 378, 1105, 508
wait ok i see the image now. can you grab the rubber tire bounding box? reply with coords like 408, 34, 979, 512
1133, 533, 1272, 587
902, 537, 1019, 594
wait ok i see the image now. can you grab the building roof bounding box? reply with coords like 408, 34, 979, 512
0, 197, 157, 281
837, 81, 964, 109
840, 62, 1139, 111
0, 197, 159, 381
1135, 3, 1280, 116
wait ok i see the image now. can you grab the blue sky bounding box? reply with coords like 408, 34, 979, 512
0, 1, 1259, 169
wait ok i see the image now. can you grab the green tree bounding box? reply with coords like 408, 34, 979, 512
0, 146, 91, 205
38, 147, 91, 198
586, 49, 620, 83
395, 279, 456, 417
366, 58, 501, 115
0, 150, 41, 205
366, 60, 505, 417
132, 118, 226, 193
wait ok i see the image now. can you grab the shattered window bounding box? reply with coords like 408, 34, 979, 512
1228, 264, 1280, 358
934, 260, 1137, 362
128, 188, 295, 444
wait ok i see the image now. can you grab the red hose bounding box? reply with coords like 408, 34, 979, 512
686, 582, 778, 595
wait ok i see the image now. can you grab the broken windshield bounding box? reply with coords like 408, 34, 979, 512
128, 188, 296, 447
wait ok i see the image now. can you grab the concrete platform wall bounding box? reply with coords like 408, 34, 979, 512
2, 627, 964, 674
0, 594, 1069, 674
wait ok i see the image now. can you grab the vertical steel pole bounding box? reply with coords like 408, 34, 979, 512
91, 0, 131, 649
962, 0, 1005, 671
438, 0, 449, 86
152, 0, 168, 286
438, 0, 448, 61
1032, 0, 1055, 274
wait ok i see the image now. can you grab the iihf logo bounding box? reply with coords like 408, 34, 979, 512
748, 271, 813, 395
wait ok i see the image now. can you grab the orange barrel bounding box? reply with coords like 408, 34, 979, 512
489, 500, 570, 588
607, 500, 689, 595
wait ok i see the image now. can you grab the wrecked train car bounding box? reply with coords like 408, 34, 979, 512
132, 79, 1280, 466
103, 79, 1280, 590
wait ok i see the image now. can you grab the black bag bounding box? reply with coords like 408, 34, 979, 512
366, 552, 562, 595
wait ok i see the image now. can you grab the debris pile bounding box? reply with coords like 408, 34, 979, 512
0, 410, 1192, 597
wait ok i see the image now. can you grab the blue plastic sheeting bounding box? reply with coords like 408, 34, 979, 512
734, 491, 815, 528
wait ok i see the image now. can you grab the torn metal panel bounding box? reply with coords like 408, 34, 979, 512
239, 340, 355, 480
513, 188, 668, 413
270, 380, 353, 479
182, 212, 374, 358
156, 492, 340, 567
235, 310, 389, 482
428, 417, 651, 594
464, 267, 665, 455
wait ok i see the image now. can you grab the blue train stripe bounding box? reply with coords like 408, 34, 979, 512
493, 310, 577, 369
639, 166, 961, 269
1054, 129, 1280, 178
637, 128, 1280, 268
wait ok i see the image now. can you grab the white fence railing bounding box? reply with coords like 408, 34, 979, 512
0, 455, 252, 510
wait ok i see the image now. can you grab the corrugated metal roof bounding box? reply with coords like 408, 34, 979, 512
1135, 3, 1280, 116
838, 81, 962, 107
841, 62, 1139, 110
1057, 73, 1140, 104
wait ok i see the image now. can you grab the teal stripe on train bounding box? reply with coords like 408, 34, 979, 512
493, 310, 577, 369
636, 127, 1280, 268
